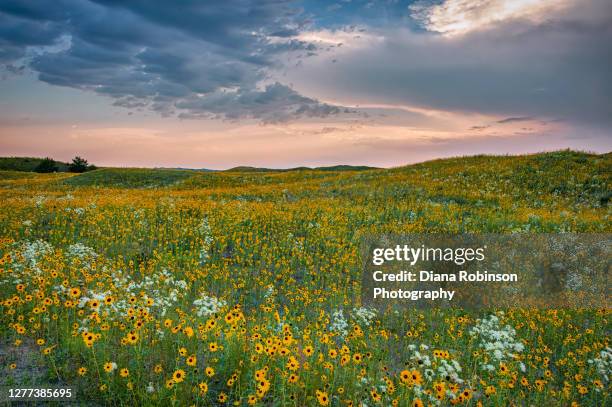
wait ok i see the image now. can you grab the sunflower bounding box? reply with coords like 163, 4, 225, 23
260, 373, 272, 387
316, 390, 330, 406
370, 389, 381, 402
172, 369, 186, 383
198, 382, 208, 394
400, 369, 411, 384
127, 331, 139, 344
286, 356, 299, 371
183, 326, 194, 337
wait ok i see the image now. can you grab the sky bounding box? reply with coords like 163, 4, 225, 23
0, 0, 610, 169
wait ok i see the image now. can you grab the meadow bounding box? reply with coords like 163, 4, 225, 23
0, 150, 610, 406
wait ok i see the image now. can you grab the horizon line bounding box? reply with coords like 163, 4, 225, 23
1, 149, 609, 173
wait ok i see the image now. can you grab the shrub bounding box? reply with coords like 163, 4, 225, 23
34, 157, 58, 173
69, 156, 90, 173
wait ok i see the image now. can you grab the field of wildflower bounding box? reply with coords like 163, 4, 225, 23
0, 150, 610, 406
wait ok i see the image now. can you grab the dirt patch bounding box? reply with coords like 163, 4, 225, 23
0, 338, 48, 388
0, 339, 102, 406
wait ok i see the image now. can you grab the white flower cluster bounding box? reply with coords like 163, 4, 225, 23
34, 195, 46, 207
409, 343, 432, 367
18, 240, 53, 271
329, 307, 377, 338
67, 243, 98, 261
405, 343, 463, 405
64, 207, 85, 215
588, 347, 612, 382
352, 307, 377, 326
123, 269, 188, 317
73, 267, 190, 328
77, 291, 109, 309
439, 358, 463, 383
329, 310, 349, 337
470, 313, 524, 370
408, 343, 464, 384
193, 293, 226, 318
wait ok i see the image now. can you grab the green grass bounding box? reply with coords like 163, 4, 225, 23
0, 170, 38, 180
0, 157, 69, 172
62, 168, 195, 188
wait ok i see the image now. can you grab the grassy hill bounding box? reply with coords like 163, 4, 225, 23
62, 167, 194, 188
224, 165, 378, 172
2, 150, 609, 208
0, 156, 69, 172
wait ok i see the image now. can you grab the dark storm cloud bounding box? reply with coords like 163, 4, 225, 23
0, 10, 64, 63
176, 82, 341, 123
0, 0, 341, 121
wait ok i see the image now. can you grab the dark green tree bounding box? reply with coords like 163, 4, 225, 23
69, 156, 90, 173
34, 157, 58, 173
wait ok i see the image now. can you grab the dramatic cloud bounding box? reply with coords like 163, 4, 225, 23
0, 0, 610, 154
175, 82, 342, 123
0, 0, 342, 121
409, 0, 571, 36
288, 0, 612, 128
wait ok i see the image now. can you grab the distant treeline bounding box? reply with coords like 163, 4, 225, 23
0, 156, 96, 173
